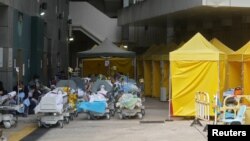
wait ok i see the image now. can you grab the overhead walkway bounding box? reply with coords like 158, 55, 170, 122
118, 0, 250, 25
69, 2, 121, 44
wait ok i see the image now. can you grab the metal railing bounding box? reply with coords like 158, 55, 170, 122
191, 91, 210, 131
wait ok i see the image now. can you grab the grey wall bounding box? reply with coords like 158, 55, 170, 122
118, 0, 202, 47
118, 0, 250, 51
118, 0, 203, 25
42, 0, 69, 82
118, 0, 250, 25
173, 17, 250, 51
0, 0, 39, 16
203, 0, 250, 7
127, 26, 166, 48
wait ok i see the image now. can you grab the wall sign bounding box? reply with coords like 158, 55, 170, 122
105, 60, 110, 67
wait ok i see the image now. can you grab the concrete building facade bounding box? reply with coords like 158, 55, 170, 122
0, 0, 69, 91
2, 0, 250, 90
119, 0, 250, 50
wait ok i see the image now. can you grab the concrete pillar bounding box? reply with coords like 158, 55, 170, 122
0, 6, 14, 91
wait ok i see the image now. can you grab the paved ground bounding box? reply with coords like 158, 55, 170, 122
2, 98, 208, 141
1, 115, 37, 140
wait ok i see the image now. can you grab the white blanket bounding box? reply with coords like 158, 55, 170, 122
34, 88, 67, 114
89, 93, 106, 102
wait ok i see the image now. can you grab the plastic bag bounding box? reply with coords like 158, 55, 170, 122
23, 98, 30, 107
18, 92, 25, 99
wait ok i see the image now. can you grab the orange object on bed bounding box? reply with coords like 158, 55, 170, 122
234, 87, 242, 95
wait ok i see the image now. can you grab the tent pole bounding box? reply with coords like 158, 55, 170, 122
166, 61, 173, 121
240, 55, 244, 94
214, 93, 217, 125
160, 60, 164, 96
76, 57, 78, 68
242, 61, 244, 94
215, 60, 220, 124
152, 60, 154, 97
226, 62, 229, 89
142, 59, 147, 97
80, 59, 83, 77
150, 60, 153, 97
109, 58, 110, 77
218, 60, 220, 99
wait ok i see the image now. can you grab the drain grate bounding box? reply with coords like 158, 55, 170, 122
140, 120, 165, 124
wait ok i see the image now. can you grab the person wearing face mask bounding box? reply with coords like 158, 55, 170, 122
12, 81, 29, 116
13, 81, 29, 101
0, 81, 8, 106
27, 85, 41, 114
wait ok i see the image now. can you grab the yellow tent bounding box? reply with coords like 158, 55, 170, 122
82, 58, 134, 77
78, 39, 136, 78
178, 41, 185, 48
151, 43, 177, 99
152, 60, 161, 98
210, 38, 234, 55
228, 41, 250, 94
143, 45, 159, 96
143, 45, 160, 60
210, 38, 234, 90
82, 58, 107, 76
170, 33, 226, 116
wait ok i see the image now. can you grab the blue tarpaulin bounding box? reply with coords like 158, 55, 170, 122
77, 101, 106, 114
